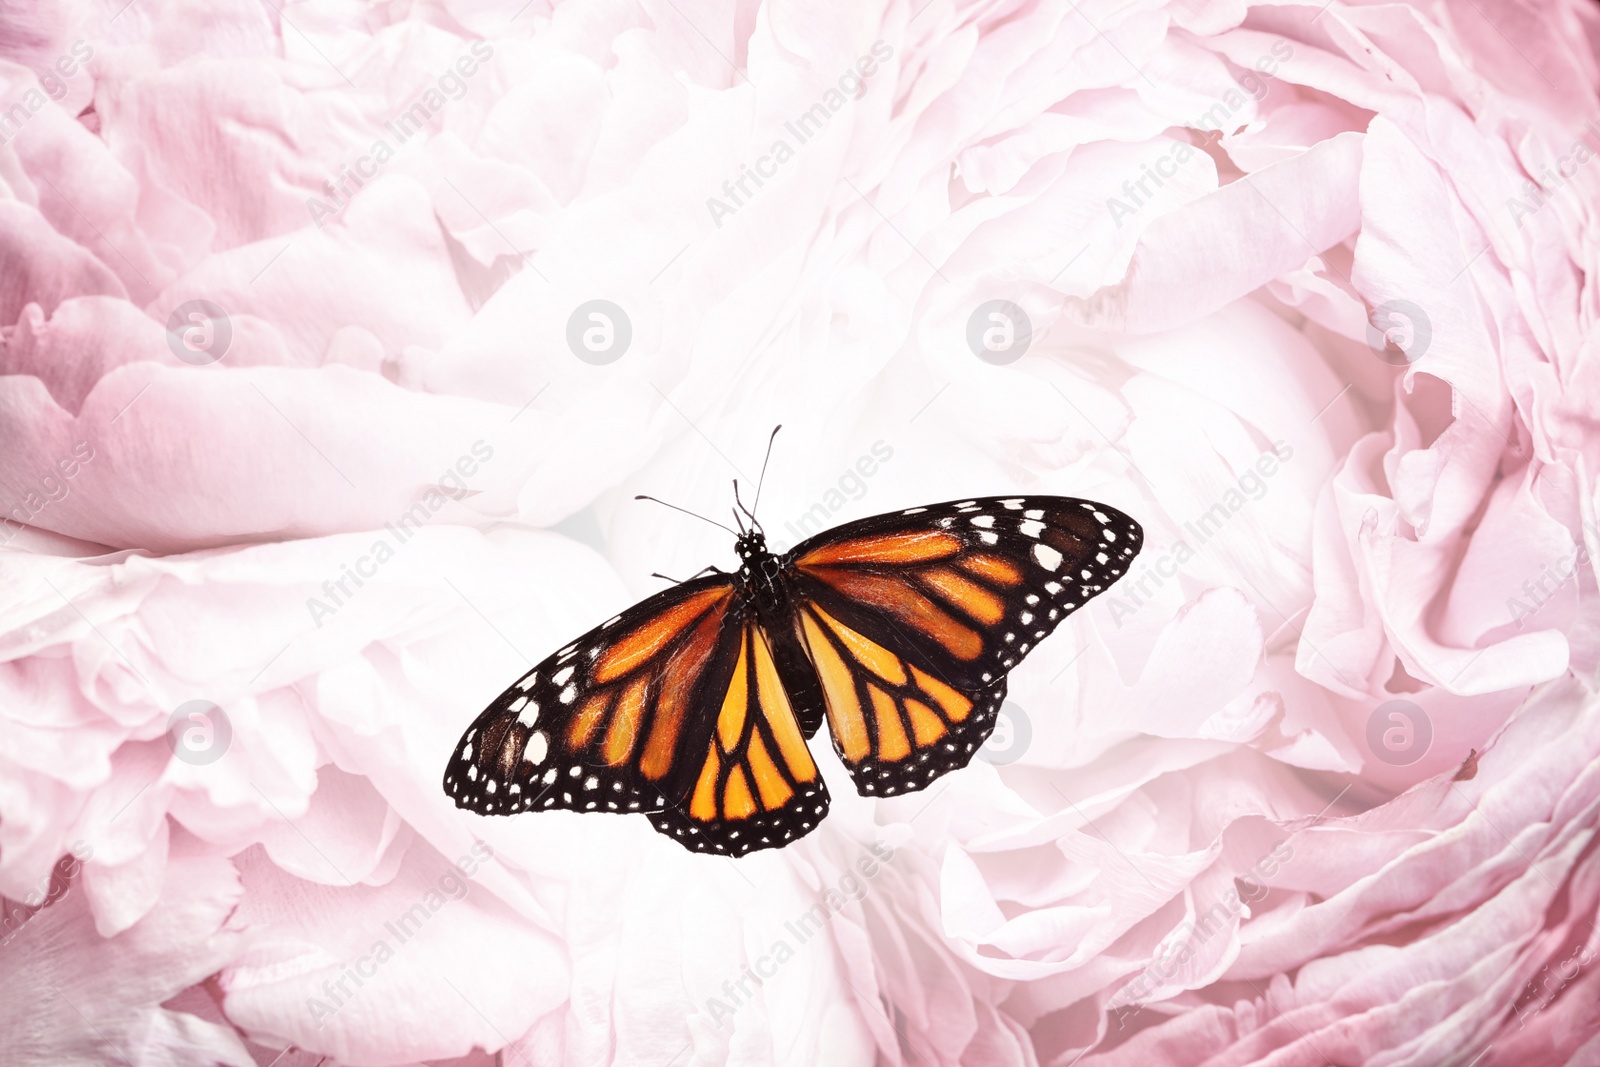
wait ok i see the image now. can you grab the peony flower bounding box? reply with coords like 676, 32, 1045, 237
2, 0, 1598, 1063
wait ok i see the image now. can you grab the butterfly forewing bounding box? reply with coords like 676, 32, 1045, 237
443, 574, 742, 819
647, 621, 831, 855
785, 496, 1141, 794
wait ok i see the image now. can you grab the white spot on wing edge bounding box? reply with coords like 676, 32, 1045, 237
522, 731, 549, 765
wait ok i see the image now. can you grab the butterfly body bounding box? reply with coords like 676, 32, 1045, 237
734, 529, 829, 738
445, 495, 1142, 856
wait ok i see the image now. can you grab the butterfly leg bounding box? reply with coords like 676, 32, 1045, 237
651, 566, 725, 586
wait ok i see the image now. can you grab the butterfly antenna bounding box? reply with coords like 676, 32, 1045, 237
749, 424, 781, 527
634, 495, 738, 535
732, 479, 755, 525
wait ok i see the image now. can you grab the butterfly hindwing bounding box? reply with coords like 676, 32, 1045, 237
443, 574, 741, 819
647, 620, 831, 855
793, 597, 1010, 795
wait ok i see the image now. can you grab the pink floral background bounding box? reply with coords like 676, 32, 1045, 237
2, 0, 1599, 1063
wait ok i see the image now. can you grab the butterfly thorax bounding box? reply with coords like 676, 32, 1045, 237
733, 530, 782, 594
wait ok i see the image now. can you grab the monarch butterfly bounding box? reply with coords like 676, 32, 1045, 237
444, 435, 1142, 856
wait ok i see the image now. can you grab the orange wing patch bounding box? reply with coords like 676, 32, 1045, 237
796, 603, 978, 767
639, 605, 729, 780
724, 767, 757, 819
681, 624, 820, 827
752, 623, 816, 783
601, 677, 649, 765
910, 664, 972, 722
746, 732, 793, 808
959, 553, 1023, 586
811, 605, 907, 684
567, 693, 612, 748
801, 568, 983, 660
905, 700, 946, 745
801, 610, 871, 762
867, 685, 911, 761
797, 530, 962, 567
594, 585, 730, 684
920, 566, 1006, 625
